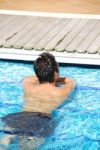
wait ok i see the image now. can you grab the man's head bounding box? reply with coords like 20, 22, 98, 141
34, 52, 59, 83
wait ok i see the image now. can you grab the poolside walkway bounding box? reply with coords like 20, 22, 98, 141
0, 13, 100, 65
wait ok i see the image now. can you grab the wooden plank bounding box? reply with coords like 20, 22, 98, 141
4, 17, 34, 41
0, 14, 11, 22
76, 20, 100, 53
0, 16, 24, 46
55, 19, 88, 52
0, 15, 16, 30
23, 18, 62, 50
34, 19, 70, 51
4, 17, 40, 48
13, 17, 52, 49
66, 20, 97, 53
0, 16, 32, 46
0, 16, 20, 35
0, 14, 9, 22
87, 33, 100, 54
44, 19, 76, 51
98, 47, 100, 54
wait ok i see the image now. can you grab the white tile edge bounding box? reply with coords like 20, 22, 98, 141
0, 10, 100, 19
0, 48, 100, 65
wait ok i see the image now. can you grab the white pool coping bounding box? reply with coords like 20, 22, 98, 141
0, 48, 100, 65
0, 10, 100, 19
0, 10, 100, 65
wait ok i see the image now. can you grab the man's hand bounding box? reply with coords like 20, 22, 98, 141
56, 77, 66, 84
56, 77, 76, 99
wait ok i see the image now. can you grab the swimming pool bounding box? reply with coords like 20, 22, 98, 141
0, 60, 100, 150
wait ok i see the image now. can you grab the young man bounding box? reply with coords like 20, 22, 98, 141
0, 52, 76, 148
23, 52, 76, 114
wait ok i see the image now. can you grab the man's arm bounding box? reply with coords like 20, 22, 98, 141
56, 77, 76, 99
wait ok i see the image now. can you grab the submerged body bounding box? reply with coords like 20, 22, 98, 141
0, 52, 76, 148
1, 75, 75, 137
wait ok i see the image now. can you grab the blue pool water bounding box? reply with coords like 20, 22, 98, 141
0, 60, 100, 150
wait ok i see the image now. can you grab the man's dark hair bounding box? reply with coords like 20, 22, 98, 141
34, 52, 59, 83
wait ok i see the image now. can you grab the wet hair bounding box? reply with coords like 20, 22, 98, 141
34, 52, 59, 83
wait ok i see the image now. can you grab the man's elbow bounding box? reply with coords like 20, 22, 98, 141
71, 79, 76, 90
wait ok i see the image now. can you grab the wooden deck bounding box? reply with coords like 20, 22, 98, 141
0, 14, 100, 65
0, 0, 100, 14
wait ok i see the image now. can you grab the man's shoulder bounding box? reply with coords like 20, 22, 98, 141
23, 76, 37, 82
23, 76, 37, 88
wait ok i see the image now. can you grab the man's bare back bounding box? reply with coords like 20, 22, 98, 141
23, 75, 76, 114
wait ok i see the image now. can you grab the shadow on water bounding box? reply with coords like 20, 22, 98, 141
1, 59, 100, 69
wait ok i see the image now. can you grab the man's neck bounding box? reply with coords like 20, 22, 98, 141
40, 81, 56, 86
